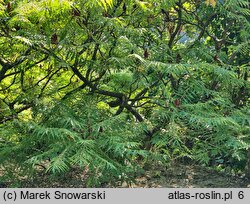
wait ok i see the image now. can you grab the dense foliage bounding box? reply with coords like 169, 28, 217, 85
0, 0, 249, 186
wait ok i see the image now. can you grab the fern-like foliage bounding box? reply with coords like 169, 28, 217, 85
0, 95, 148, 186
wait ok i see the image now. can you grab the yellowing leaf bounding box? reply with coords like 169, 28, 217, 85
183, 2, 191, 10
206, 0, 216, 8
105, 0, 113, 8
210, 0, 216, 7
98, 0, 113, 11
136, 0, 148, 11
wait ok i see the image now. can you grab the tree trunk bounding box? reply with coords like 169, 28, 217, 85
246, 150, 250, 179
